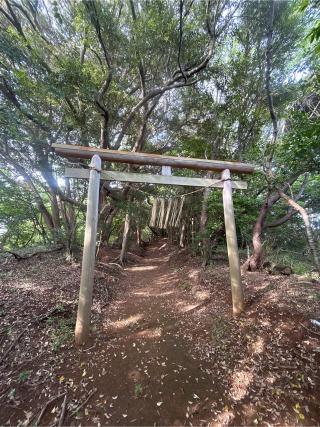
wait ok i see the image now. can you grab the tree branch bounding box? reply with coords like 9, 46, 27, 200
84, 2, 112, 68
0, 153, 54, 229
264, 209, 298, 228
264, 173, 309, 228
0, 76, 50, 132
178, 0, 187, 83
264, 0, 277, 174
114, 78, 200, 149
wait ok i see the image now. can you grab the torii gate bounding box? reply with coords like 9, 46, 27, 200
52, 143, 255, 344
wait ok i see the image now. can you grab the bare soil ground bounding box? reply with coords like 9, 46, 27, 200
0, 239, 319, 426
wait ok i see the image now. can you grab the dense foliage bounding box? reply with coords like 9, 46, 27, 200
0, 0, 319, 272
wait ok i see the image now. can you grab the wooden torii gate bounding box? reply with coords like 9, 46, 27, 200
52, 143, 255, 344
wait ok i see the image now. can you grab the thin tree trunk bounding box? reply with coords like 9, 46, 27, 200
101, 205, 118, 245
58, 183, 78, 254
119, 212, 131, 264
244, 172, 301, 272
51, 195, 61, 229
245, 196, 270, 271
1, 160, 55, 231
119, 194, 133, 263
244, 0, 277, 271
209, 225, 225, 254
100, 112, 109, 149
265, 0, 277, 157
278, 190, 320, 274
39, 158, 63, 240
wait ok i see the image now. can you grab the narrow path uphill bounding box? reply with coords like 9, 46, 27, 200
96, 240, 218, 425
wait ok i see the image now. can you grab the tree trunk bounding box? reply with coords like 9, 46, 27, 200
278, 190, 320, 274
100, 205, 118, 245
60, 178, 76, 260
50, 196, 60, 227
209, 224, 225, 254
2, 158, 55, 232
244, 174, 301, 272
119, 212, 131, 264
265, 0, 277, 150
39, 157, 63, 241
243, 0, 277, 272
100, 112, 109, 149
245, 197, 270, 271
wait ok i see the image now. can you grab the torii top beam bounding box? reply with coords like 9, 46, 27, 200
52, 143, 255, 174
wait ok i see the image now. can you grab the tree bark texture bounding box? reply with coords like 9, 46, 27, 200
278, 190, 320, 274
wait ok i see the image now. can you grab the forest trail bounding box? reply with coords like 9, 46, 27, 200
100, 240, 217, 425
1, 240, 319, 426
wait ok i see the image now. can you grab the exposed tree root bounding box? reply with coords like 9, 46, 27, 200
300, 322, 320, 337
58, 394, 68, 426
35, 392, 66, 426
0, 245, 64, 261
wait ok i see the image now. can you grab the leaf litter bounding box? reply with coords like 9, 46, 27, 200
0, 241, 319, 425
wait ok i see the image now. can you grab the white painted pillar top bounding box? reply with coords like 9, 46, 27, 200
90, 154, 102, 172
161, 165, 172, 176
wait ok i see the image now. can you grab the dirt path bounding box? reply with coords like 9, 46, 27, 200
1, 240, 319, 426
99, 241, 217, 425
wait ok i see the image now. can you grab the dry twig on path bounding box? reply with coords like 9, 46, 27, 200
69, 388, 97, 419
35, 392, 66, 426
0, 328, 28, 365
58, 394, 68, 426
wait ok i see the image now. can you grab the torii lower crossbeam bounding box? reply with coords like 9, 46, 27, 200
65, 168, 248, 189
